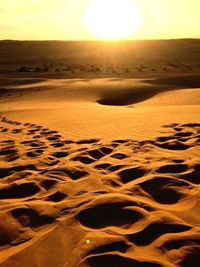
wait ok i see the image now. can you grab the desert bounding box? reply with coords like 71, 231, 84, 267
0, 39, 200, 267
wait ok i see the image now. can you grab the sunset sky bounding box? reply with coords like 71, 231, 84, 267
0, 0, 200, 40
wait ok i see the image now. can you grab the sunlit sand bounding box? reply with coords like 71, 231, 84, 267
0, 39, 200, 267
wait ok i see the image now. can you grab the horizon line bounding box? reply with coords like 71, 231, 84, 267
0, 38, 200, 42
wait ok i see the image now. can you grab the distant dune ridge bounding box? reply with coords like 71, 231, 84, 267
0, 39, 200, 78
0, 40, 200, 267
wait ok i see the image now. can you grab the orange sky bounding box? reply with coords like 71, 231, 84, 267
0, 0, 200, 40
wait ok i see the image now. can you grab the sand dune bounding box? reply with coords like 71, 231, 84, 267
0, 42, 200, 267
1, 76, 200, 141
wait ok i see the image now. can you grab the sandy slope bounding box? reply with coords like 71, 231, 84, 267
1, 76, 200, 140
0, 75, 200, 267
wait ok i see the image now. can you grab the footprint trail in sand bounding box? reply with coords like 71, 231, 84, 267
0, 116, 200, 267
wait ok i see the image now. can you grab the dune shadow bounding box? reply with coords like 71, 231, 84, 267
97, 74, 200, 106
145, 75, 200, 88
97, 87, 162, 106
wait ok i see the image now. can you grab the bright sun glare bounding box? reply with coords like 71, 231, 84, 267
85, 0, 141, 40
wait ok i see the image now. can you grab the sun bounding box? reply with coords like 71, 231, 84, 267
85, 0, 141, 40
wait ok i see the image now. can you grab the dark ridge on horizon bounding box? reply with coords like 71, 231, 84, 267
0, 38, 200, 42
0, 38, 199, 80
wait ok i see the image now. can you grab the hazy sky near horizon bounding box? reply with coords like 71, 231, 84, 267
0, 0, 200, 40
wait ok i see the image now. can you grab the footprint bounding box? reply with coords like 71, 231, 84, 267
173, 159, 185, 163
108, 165, 126, 172
6, 154, 19, 162
179, 167, 200, 184
1, 140, 15, 145
94, 163, 112, 170
27, 149, 44, 157
0, 164, 37, 179
139, 177, 188, 204
156, 136, 175, 142
12, 129, 22, 134
174, 132, 193, 137
100, 147, 113, 155
86, 240, 130, 255
33, 135, 42, 139
155, 140, 189, 150
28, 130, 39, 135
21, 140, 45, 147
181, 123, 200, 128
51, 142, 65, 148
84, 254, 161, 267
174, 127, 183, 132
40, 156, 59, 166
41, 179, 58, 190
62, 167, 88, 180
178, 246, 200, 267
77, 139, 99, 145
87, 149, 105, 160
78, 201, 143, 229
47, 192, 66, 202
1, 128, 8, 133
52, 151, 69, 158
11, 208, 54, 228
49, 167, 88, 180
94, 163, 124, 172
127, 222, 191, 246
118, 166, 146, 184
112, 140, 129, 144
0, 148, 18, 156
47, 136, 60, 141
64, 140, 75, 144
0, 182, 40, 199
163, 123, 179, 128
0, 215, 21, 246
156, 164, 188, 174
111, 153, 128, 160
72, 156, 95, 164
162, 237, 200, 251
